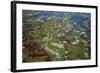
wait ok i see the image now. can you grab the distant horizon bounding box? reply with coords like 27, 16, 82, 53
23, 10, 91, 25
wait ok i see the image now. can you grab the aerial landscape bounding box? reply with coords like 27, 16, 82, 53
22, 10, 91, 63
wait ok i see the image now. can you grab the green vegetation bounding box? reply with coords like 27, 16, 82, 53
22, 10, 91, 63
